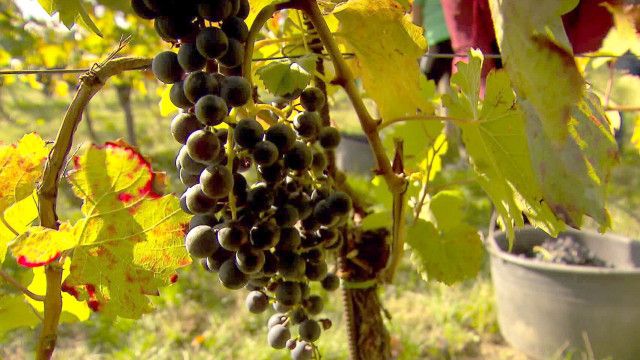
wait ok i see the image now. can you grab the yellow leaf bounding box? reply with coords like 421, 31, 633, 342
0, 193, 38, 265
159, 84, 178, 117
632, 115, 640, 154
27, 258, 91, 323
335, 0, 437, 123
0, 133, 48, 214
53, 80, 69, 97
598, 4, 640, 56
10, 223, 77, 267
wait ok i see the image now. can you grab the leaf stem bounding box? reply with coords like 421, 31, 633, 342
0, 268, 45, 301
379, 114, 470, 130
35, 56, 152, 360
254, 103, 287, 120
0, 213, 19, 236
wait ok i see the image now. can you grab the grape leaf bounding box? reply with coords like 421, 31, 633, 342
488, 0, 583, 144
406, 191, 483, 285
247, 0, 285, 26
523, 92, 618, 229
36, 0, 103, 36
334, 0, 438, 124
10, 141, 191, 318
0, 193, 38, 265
443, 50, 563, 242
380, 80, 443, 171
0, 295, 40, 339
632, 116, 640, 155
10, 224, 77, 267
361, 211, 392, 231
255, 54, 318, 97
591, 4, 640, 68
159, 84, 178, 117
0, 133, 48, 214
27, 258, 91, 323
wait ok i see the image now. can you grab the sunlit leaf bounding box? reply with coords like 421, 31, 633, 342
0, 134, 48, 215
27, 258, 91, 323
334, 0, 438, 125
36, 0, 103, 36
159, 84, 178, 117
0, 193, 38, 266
632, 115, 640, 154
10, 141, 191, 318
10, 224, 77, 267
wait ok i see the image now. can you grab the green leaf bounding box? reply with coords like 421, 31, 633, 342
36, 0, 103, 36
523, 92, 618, 229
334, 0, 439, 126
488, 0, 583, 144
255, 54, 318, 97
0, 193, 38, 266
0, 133, 48, 214
406, 191, 483, 285
0, 295, 40, 339
361, 211, 392, 231
443, 50, 563, 242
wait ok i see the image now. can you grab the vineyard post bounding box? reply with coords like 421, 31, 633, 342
34, 56, 151, 360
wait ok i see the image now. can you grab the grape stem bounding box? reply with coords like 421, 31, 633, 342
35, 56, 152, 360
0, 268, 46, 301
254, 103, 287, 121
226, 127, 237, 220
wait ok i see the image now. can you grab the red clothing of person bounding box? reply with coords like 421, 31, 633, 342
440, 0, 615, 77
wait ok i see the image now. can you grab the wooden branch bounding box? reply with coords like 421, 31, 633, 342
0, 268, 45, 301
35, 56, 151, 360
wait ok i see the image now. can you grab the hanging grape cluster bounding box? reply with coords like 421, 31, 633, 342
131, 0, 351, 358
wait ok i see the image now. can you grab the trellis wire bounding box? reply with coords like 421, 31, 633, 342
0, 52, 635, 76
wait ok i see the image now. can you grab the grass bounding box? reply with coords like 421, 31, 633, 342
0, 79, 639, 360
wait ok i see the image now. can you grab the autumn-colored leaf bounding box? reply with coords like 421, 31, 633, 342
27, 258, 91, 323
0, 133, 48, 214
0, 193, 38, 265
10, 223, 77, 267
10, 141, 191, 318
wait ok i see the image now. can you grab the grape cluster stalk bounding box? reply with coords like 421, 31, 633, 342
131, 0, 352, 358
